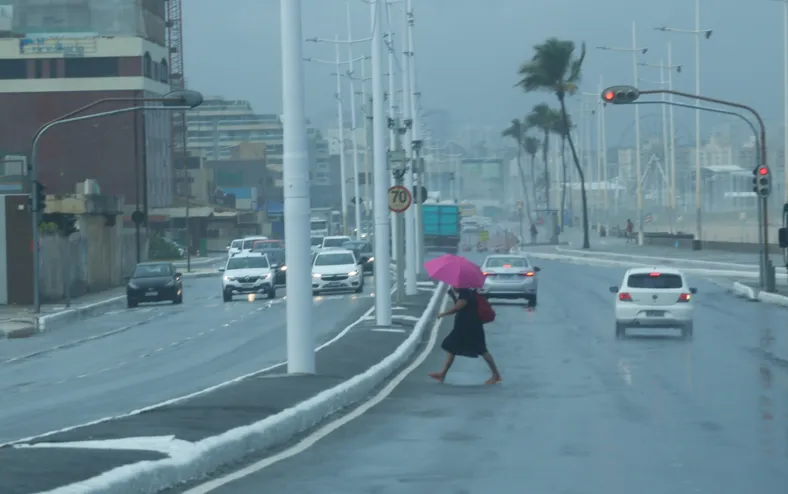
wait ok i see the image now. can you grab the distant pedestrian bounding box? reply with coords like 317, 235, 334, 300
530, 223, 538, 244
626, 218, 634, 243
429, 288, 502, 385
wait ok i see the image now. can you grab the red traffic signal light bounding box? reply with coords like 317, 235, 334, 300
603, 91, 615, 101
758, 166, 769, 175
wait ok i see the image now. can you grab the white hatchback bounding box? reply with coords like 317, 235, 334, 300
610, 267, 697, 340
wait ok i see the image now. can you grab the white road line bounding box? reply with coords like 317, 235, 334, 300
182, 294, 449, 494
0, 285, 400, 448
370, 328, 407, 333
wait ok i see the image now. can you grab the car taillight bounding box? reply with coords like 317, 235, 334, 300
519, 271, 535, 277
618, 292, 632, 301
483, 272, 493, 276
677, 293, 691, 302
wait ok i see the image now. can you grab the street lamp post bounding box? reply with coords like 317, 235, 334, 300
655, 0, 713, 248
30, 90, 203, 314
639, 55, 682, 232
384, 4, 400, 260
597, 22, 648, 244
305, 36, 370, 236
405, 0, 425, 269
399, 7, 417, 296
281, 0, 314, 374
346, 3, 365, 239
371, 0, 392, 326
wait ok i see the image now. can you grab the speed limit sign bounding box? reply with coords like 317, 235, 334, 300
387, 185, 412, 213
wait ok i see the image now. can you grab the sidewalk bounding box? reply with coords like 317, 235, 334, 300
2, 285, 445, 494
0, 263, 223, 339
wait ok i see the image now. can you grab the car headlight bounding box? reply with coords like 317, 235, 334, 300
280, 265, 287, 271
224, 276, 235, 281
367, 257, 374, 262
128, 282, 138, 289
348, 270, 358, 276
312, 273, 321, 278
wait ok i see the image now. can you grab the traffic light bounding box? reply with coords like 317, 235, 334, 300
62, 216, 78, 236
33, 180, 46, 212
753, 166, 771, 197
601, 85, 640, 105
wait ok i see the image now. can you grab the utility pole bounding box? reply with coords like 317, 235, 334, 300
389, 116, 408, 303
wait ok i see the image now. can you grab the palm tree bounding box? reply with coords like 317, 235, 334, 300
517, 37, 590, 249
524, 103, 559, 210
551, 113, 573, 230
522, 135, 540, 211
501, 119, 534, 233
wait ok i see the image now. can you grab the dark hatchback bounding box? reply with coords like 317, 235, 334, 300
126, 262, 183, 308
264, 248, 287, 285
343, 240, 374, 274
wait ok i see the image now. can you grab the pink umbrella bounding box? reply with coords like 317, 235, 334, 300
423, 254, 485, 288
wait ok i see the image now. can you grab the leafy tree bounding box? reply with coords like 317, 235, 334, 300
517, 38, 590, 249
522, 135, 540, 212
502, 119, 535, 232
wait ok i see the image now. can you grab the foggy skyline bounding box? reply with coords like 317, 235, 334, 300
183, 0, 788, 146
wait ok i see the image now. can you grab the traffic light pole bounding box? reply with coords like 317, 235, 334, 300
29, 105, 194, 313
605, 86, 772, 290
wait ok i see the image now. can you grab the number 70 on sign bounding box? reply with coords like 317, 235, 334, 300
388, 185, 412, 213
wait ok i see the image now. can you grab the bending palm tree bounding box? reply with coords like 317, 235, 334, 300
502, 119, 534, 234
524, 103, 558, 210
517, 38, 590, 249
551, 114, 573, 230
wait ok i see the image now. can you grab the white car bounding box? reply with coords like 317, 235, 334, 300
312, 248, 364, 295
610, 267, 697, 340
321, 235, 351, 249
239, 235, 268, 254
219, 252, 276, 302
227, 238, 243, 257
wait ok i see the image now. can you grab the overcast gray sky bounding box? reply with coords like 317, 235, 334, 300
183, 0, 785, 145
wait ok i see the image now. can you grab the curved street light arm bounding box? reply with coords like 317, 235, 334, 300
638, 88, 766, 170
306, 36, 372, 44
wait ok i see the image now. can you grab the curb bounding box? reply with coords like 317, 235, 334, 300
758, 290, 788, 307
731, 281, 757, 300
43, 281, 448, 494
35, 272, 220, 334
0, 320, 37, 339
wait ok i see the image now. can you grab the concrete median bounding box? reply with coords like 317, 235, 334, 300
36, 281, 448, 494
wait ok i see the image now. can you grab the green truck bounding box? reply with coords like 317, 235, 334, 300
422, 201, 461, 254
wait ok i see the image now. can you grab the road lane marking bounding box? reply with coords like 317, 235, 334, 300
0, 285, 400, 447
370, 328, 407, 333
182, 293, 449, 493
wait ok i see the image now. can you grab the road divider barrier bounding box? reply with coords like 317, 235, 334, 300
554, 246, 788, 274
41, 281, 449, 494
730, 281, 788, 307
526, 251, 788, 280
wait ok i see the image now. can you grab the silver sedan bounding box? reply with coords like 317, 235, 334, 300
480, 254, 540, 305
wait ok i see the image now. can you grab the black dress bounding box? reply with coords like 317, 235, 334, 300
441, 288, 488, 358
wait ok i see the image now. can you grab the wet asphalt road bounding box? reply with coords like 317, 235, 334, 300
0, 273, 380, 445
203, 257, 788, 494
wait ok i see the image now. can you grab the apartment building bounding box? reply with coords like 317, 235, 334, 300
0, 0, 173, 207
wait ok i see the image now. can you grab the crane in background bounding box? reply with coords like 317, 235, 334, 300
166, 0, 187, 201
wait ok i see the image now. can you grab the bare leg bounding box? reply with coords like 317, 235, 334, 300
481, 351, 502, 384
429, 353, 455, 383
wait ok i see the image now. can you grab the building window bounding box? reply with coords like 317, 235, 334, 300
0, 60, 26, 79
49, 59, 58, 78
143, 52, 152, 78
160, 59, 168, 83
35, 59, 43, 79
64, 57, 120, 78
